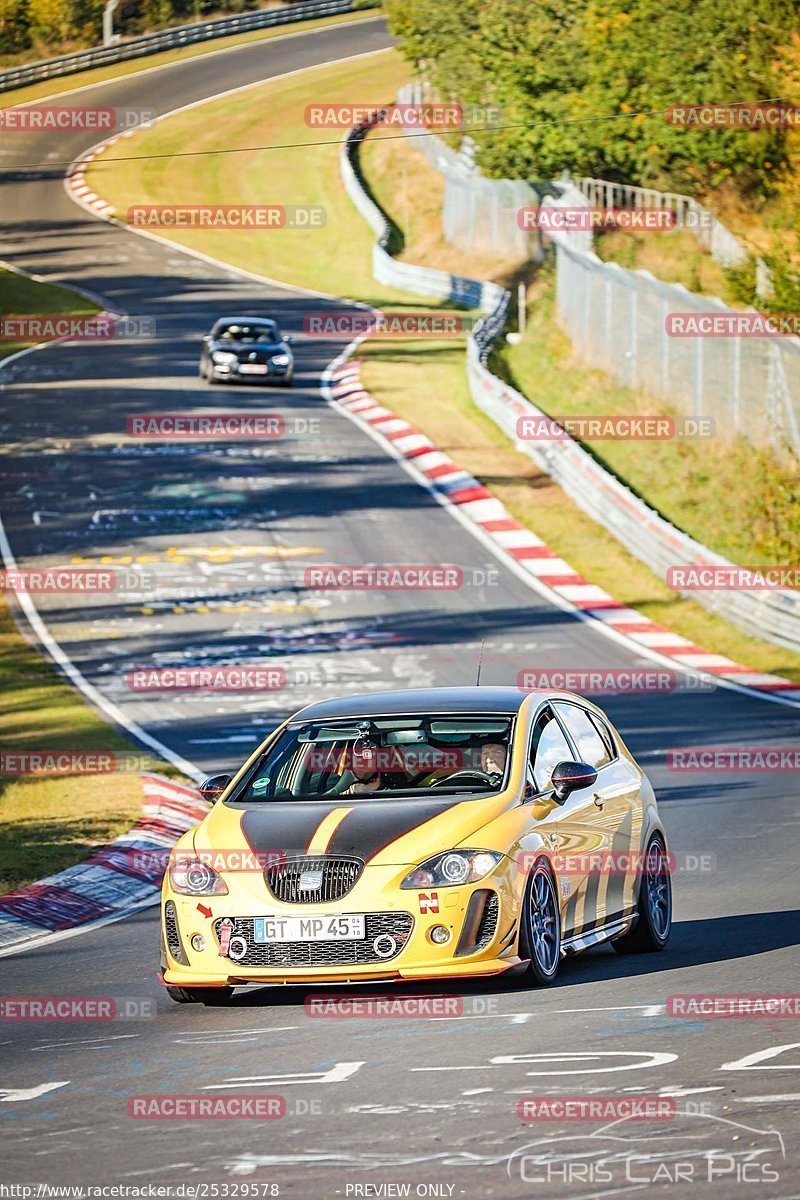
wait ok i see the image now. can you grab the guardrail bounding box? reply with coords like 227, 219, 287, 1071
342, 115, 800, 655
341, 117, 507, 320
0, 0, 372, 94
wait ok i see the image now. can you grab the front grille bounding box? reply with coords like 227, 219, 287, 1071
214, 912, 413, 968
265, 856, 363, 904
163, 900, 187, 964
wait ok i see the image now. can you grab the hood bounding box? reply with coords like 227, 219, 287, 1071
195, 791, 515, 867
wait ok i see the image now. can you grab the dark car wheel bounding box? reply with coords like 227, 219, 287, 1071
165, 985, 235, 1005
612, 833, 672, 954
522, 858, 561, 985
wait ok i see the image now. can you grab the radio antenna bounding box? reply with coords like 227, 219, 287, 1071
475, 637, 486, 686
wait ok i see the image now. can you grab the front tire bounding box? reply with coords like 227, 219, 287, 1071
521, 859, 561, 985
612, 833, 672, 954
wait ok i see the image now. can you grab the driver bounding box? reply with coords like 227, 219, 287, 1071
341, 743, 409, 796
480, 742, 507, 785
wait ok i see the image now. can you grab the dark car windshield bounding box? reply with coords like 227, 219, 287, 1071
229, 715, 514, 803
214, 322, 281, 345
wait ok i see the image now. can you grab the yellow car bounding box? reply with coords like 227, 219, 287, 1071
161, 686, 671, 1004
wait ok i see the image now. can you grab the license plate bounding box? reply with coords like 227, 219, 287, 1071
238, 363, 268, 375
253, 914, 365, 942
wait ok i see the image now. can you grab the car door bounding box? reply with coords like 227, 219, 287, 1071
525, 703, 613, 942
552, 700, 643, 928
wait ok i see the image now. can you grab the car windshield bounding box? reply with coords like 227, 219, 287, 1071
215, 322, 281, 344
230, 715, 514, 803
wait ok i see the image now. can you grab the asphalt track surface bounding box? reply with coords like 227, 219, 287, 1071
1, 16, 799, 1197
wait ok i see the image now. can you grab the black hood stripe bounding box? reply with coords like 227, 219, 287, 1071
239, 799, 464, 863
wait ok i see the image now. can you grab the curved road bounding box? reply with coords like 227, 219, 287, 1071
1, 16, 799, 1195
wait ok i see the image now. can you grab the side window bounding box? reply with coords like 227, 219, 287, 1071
553, 702, 611, 769
589, 711, 616, 760
529, 707, 574, 792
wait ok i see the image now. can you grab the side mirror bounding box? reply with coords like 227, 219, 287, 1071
202, 334, 212, 343
550, 761, 598, 804
199, 773, 232, 802
285, 335, 294, 345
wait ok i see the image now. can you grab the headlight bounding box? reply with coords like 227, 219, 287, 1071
212, 350, 238, 363
169, 858, 228, 895
269, 353, 290, 366
401, 850, 502, 889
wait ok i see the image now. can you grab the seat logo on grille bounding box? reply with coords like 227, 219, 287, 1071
298, 869, 324, 891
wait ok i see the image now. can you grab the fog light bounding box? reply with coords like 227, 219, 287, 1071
190, 934, 206, 953
430, 925, 451, 945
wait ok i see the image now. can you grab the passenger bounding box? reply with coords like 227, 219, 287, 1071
480, 742, 507, 785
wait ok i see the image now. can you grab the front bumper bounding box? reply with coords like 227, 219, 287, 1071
161, 862, 523, 987
209, 361, 292, 383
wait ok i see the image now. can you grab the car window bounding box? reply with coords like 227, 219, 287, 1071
230, 715, 514, 802
529, 707, 573, 792
214, 322, 280, 344
552, 702, 611, 768
589, 711, 616, 760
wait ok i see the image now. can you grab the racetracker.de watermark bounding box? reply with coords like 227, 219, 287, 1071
304, 311, 473, 338
517, 1096, 677, 1121
0, 105, 155, 130
127, 205, 325, 229
128, 1096, 285, 1119
1, 568, 153, 594
666, 312, 800, 337
667, 748, 800, 771
517, 206, 712, 232
521, 850, 715, 875
305, 101, 502, 129
666, 102, 800, 127
0, 996, 155, 1021
305, 994, 498, 1018
305, 565, 498, 590
667, 564, 799, 590
126, 665, 287, 691
516, 414, 713, 440
0, 752, 154, 776
0, 315, 155, 341
125, 414, 319, 439
667, 994, 800, 1017
517, 668, 714, 693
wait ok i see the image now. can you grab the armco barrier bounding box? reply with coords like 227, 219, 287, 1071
0, 0, 372, 94
341, 117, 506, 318
342, 117, 800, 655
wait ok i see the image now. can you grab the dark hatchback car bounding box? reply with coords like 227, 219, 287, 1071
199, 317, 294, 386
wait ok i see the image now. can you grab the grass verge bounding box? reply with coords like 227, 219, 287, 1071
0, 594, 172, 893
0, 265, 99, 361
1, 9, 380, 107
86, 48, 420, 303
593, 228, 740, 306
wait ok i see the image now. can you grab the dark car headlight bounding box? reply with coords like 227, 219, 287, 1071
401, 850, 502, 888
211, 350, 238, 364
269, 353, 291, 366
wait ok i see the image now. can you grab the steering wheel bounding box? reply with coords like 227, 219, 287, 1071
430, 770, 495, 789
